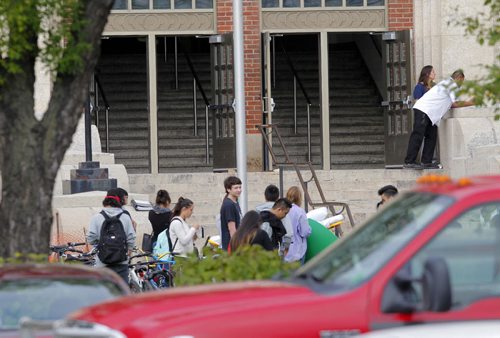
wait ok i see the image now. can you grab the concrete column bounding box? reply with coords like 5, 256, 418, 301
319, 31, 330, 170
148, 34, 158, 174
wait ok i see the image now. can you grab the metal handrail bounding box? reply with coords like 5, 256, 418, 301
94, 74, 111, 153
279, 40, 313, 162
178, 39, 211, 162
257, 124, 355, 236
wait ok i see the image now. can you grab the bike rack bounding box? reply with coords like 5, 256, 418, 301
257, 124, 355, 236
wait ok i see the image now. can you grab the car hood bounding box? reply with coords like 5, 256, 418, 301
70, 280, 332, 337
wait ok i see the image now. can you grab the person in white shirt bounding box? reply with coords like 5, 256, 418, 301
404, 69, 475, 169
169, 197, 201, 256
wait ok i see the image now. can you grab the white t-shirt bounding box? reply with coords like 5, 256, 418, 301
169, 216, 196, 256
413, 78, 458, 126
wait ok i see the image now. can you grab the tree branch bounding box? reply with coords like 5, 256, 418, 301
42, 0, 113, 176
0, 12, 39, 171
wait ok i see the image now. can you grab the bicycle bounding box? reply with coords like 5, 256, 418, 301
128, 250, 176, 292
49, 242, 95, 265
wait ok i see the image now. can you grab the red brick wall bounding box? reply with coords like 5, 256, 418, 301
388, 0, 413, 30
217, 0, 262, 134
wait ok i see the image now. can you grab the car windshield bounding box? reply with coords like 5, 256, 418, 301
0, 278, 123, 330
294, 192, 454, 293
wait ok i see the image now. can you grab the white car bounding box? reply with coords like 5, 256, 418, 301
358, 321, 500, 338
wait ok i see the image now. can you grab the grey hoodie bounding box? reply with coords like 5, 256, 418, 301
87, 207, 136, 267
255, 202, 293, 240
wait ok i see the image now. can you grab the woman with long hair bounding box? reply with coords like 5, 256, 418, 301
148, 189, 172, 243
413, 65, 436, 102
168, 197, 200, 256
404, 65, 438, 169
229, 210, 273, 252
284, 186, 311, 264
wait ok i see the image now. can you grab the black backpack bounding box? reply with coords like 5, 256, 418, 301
97, 211, 128, 265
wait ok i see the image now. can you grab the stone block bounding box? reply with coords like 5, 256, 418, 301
78, 161, 101, 169
62, 178, 117, 195
70, 167, 109, 180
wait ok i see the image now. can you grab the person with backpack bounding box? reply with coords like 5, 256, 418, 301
229, 210, 273, 253
116, 187, 137, 231
168, 197, 201, 257
259, 198, 292, 250
255, 184, 293, 246
149, 189, 172, 244
87, 189, 136, 283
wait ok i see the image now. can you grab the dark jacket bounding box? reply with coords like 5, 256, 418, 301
148, 206, 172, 244
259, 210, 286, 249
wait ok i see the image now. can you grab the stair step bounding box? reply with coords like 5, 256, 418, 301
331, 144, 384, 154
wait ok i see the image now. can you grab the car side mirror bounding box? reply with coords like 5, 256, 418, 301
381, 266, 418, 314
421, 257, 452, 312
381, 257, 452, 314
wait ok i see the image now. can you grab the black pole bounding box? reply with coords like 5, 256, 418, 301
85, 95, 92, 162
279, 165, 284, 198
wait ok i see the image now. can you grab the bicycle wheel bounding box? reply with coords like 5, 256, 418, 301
153, 270, 173, 288
129, 280, 142, 293
142, 279, 155, 291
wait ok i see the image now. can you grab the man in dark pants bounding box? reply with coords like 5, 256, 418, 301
220, 176, 242, 251
404, 69, 475, 169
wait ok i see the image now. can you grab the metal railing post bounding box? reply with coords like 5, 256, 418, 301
304, 180, 309, 213
294, 76, 297, 134
279, 165, 284, 198
205, 105, 210, 163
105, 107, 109, 153
94, 78, 99, 129
193, 78, 198, 136
307, 103, 311, 163
174, 37, 178, 90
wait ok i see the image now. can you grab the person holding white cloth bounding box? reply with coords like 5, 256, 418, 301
404, 69, 475, 170
169, 197, 200, 256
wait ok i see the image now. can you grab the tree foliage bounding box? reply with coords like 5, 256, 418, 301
0, 0, 91, 82
453, 0, 500, 112
174, 246, 300, 286
0, 0, 113, 258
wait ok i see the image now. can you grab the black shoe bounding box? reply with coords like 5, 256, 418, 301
403, 163, 423, 170
422, 162, 443, 169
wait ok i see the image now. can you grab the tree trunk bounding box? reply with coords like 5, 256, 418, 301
0, 128, 55, 256
0, 0, 114, 258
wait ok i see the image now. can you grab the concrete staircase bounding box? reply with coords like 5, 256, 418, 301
95, 54, 149, 174
96, 52, 213, 174
271, 51, 322, 166
270, 43, 385, 169
330, 43, 385, 168
156, 52, 213, 172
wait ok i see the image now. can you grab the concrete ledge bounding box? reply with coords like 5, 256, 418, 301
62, 152, 116, 166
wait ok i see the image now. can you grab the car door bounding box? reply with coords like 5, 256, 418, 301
369, 201, 500, 329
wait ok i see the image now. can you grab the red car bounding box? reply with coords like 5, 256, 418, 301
56, 175, 500, 338
0, 264, 130, 337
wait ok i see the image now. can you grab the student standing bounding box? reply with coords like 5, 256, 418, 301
148, 189, 172, 244
220, 176, 242, 251
169, 197, 200, 256
259, 198, 291, 250
284, 187, 311, 263
229, 210, 273, 252
87, 189, 136, 283
404, 69, 475, 169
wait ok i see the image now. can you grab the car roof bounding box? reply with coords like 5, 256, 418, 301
414, 175, 500, 200
0, 264, 130, 292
